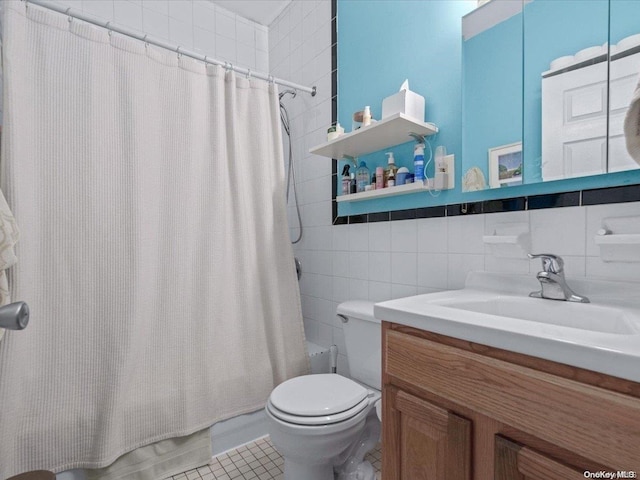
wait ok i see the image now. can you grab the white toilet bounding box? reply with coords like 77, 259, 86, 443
265, 301, 381, 480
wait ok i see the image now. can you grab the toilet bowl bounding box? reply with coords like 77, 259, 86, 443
265, 301, 381, 480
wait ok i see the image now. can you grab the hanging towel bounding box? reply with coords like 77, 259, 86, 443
0, 183, 19, 342
624, 75, 640, 164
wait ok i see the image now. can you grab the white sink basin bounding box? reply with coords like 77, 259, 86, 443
435, 295, 640, 335
374, 272, 640, 383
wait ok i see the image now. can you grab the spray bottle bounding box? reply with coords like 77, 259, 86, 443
341, 164, 351, 195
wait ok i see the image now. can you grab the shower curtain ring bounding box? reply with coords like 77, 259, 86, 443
66, 7, 73, 22
176, 46, 182, 59
143, 34, 149, 49
246, 69, 251, 80
106, 21, 112, 36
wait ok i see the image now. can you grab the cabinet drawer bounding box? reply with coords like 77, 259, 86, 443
385, 329, 640, 469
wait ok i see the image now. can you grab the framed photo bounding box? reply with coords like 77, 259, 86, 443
488, 142, 523, 188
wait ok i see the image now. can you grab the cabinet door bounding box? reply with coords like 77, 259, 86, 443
495, 436, 585, 480
383, 388, 471, 480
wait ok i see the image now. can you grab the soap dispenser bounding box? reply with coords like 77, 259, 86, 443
384, 152, 399, 188
356, 161, 370, 192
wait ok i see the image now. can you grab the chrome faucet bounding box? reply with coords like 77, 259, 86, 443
528, 254, 589, 303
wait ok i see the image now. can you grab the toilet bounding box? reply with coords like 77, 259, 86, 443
265, 300, 381, 480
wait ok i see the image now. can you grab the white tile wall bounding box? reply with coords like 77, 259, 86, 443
48, 0, 268, 70
271, 0, 640, 380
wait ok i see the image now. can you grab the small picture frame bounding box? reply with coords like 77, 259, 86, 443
488, 142, 523, 188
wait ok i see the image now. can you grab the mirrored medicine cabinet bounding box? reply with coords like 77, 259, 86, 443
461, 0, 640, 192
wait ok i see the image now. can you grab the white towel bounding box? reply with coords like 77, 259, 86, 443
624, 76, 640, 164
0, 172, 19, 342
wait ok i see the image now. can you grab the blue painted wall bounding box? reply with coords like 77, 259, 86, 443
337, 0, 475, 216
337, 0, 640, 217
462, 13, 522, 185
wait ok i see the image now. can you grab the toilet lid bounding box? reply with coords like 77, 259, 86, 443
270, 374, 369, 416
267, 396, 370, 426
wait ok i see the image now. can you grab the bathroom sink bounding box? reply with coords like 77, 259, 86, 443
434, 295, 640, 335
374, 271, 640, 383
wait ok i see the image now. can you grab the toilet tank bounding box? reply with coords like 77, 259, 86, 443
337, 301, 381, 390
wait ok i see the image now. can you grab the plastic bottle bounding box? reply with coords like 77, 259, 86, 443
362, 106, 371, 127
356, 161, 370, 193
341, 164, 351, 195
371, 173, 377, 190
388, 169, 396, 187
414, 143, 426, 183
350, 172, 356, 194
384, 152, 399, 188
375, 167, 384, 189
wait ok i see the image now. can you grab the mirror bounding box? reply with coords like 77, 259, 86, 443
609, 0, 640, 172
461, 0, 640, 191
461, 1, 523, 191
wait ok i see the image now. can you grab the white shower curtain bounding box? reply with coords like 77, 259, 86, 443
0, 2, 308, 478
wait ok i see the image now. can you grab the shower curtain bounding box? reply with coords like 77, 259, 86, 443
0, 2, 308, 478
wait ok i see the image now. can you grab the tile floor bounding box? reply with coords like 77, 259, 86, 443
167, 436, 382, 480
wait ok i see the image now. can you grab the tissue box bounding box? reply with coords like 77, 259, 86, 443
382, 89, 425, 122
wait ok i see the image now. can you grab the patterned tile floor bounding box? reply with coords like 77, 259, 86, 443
167, 436, 382, 480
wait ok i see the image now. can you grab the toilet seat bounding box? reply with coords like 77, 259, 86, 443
267, 374, 373, 426
267, 396, 371, 426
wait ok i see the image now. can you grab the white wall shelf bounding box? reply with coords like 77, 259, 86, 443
309, 113, 438, 160
336, 181, 431, 203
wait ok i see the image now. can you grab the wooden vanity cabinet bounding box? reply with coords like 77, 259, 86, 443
494, 436, 585, 480
381, 322, 640, 480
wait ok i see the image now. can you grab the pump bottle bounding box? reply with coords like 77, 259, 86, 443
384, 152, 399, 188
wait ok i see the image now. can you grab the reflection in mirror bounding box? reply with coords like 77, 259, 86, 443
609, 0, 640, 172
526, 0, 610, 182
461, 0, 522, 191
462, 0, 640, 192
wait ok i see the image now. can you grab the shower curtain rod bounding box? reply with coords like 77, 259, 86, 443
23, 0, 317, 97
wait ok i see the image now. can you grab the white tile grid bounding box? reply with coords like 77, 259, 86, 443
166, 436, 382, 480
299, 203, 640, 352
51, 0, 265, 70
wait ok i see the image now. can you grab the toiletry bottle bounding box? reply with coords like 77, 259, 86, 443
350, 172, 357, 194
388, 168, 396, 187
356, 161, 370, 192
363, 106, 371, 127
376, 167, 384, 190
371, 173, 377, 190
341, 164, 351, 195
384, 152, 399, 188
414, 143, 426, 183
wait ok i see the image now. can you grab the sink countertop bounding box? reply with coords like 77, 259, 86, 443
374, 271, 640, 383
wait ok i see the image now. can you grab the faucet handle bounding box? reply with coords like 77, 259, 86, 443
528, 253, 564, 274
